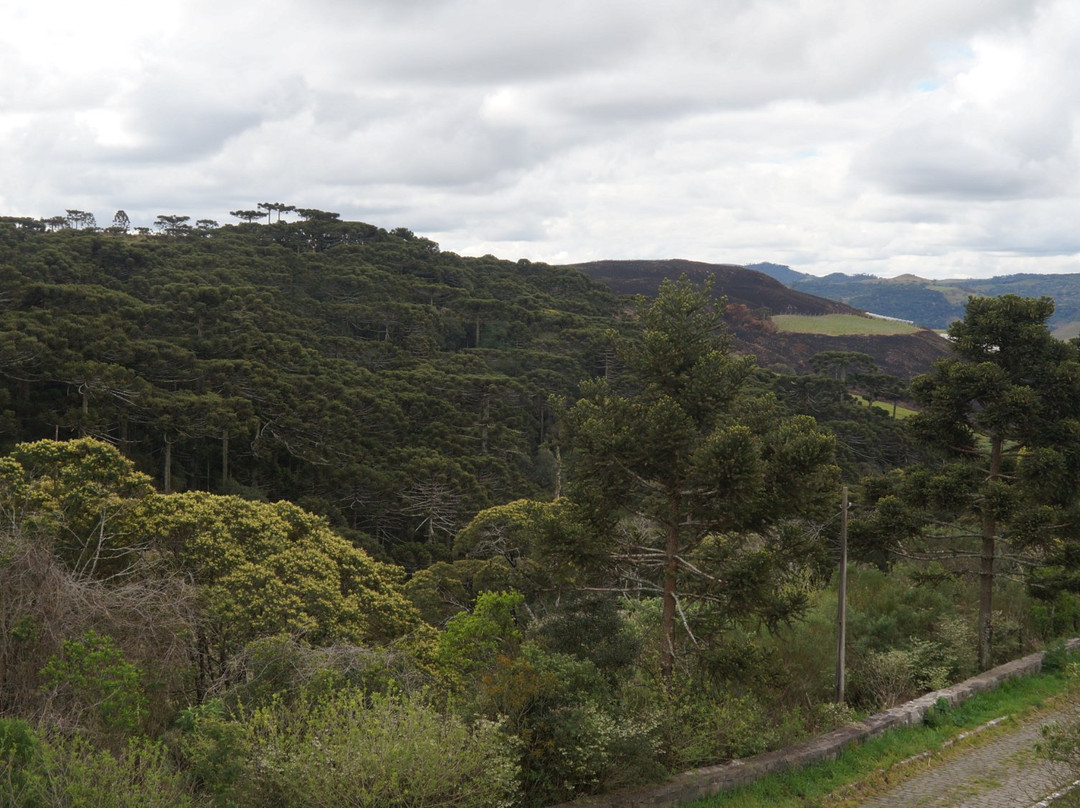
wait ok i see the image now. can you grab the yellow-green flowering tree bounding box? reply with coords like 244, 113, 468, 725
133, 492, 421, 689
1, 437, 154, 578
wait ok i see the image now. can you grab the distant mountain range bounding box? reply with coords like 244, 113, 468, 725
747, 263, 1080, 338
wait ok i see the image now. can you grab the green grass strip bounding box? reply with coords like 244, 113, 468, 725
772, 314, 921, 336
683, 667, 1076, 808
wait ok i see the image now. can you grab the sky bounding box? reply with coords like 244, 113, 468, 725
2, 0, 1079, 279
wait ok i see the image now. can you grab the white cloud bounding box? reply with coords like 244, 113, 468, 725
1, 0, 1079, 279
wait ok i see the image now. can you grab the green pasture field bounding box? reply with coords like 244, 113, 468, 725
852, 395, 918, 419
772, 314, 921, 336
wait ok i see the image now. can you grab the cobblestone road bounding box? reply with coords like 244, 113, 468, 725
860, 708, 1079, 808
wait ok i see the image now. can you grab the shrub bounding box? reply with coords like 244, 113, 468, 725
1030, 591, 1080, 640
529, 591, 641, 680
657, 680, 801, 767
173, 701, 248, 806
477, 643, 662, 806
50, 736, 198, 808
216, 634, 434, 711
236, 689, 520, 808
436, 590, 524, 685
1, 733, 199, 808
39, 630, 147, 739
933, 614, 978, 680
0, 718, 41, 807
1041, 639, 1071, 674
851, 647, 919, 709
1038, 661, 1080, 772
924, 696, 955, 728
809, 700, 859, 734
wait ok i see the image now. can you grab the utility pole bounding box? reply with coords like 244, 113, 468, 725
835, 485, 849, 704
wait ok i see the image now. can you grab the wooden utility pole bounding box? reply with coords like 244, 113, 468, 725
835, 486, 849, 704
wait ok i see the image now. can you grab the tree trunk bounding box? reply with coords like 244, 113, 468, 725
553, 445, 562, 499
661, 519, 679, 686
978, 435, 1003, 670
164, 435, 173, 494
79, 385, 89, 437
221, 429, 229, 486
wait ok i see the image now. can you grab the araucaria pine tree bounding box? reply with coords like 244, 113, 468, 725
565, 276, 839, 685
905, 295, 1080, 670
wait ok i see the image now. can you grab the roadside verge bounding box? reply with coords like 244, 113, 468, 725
550, 639, 1080, 808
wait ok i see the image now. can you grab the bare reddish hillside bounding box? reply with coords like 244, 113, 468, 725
731, 328, 951, 379
574, 259, 864, 316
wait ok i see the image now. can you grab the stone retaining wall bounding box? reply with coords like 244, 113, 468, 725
550, 639, 1080, 808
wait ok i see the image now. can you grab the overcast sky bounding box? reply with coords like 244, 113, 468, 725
2, 0, 1078, 279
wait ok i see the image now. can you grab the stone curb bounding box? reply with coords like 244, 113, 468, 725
549, 638, 1080, 808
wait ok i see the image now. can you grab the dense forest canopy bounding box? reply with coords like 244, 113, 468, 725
0, 214, 623, 570
0, 214, 922, 567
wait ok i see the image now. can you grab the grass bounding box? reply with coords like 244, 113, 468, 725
926, 284, 974, 306
772, 314, 921, 336
851, 395, 918, 419
681, 663, 1079, 808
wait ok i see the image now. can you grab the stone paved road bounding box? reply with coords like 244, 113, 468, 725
860, 708, 1079, 808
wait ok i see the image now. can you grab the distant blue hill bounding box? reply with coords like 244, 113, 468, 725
744, 262, 809, 286
748, 263, 1080, 337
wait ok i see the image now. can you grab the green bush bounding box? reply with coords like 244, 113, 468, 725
0, 718, 41, 807
217, 634, 432, 711
657, 679, 801, 767
1, 733, 199, 808
1038, 661, 1080, 773
476, 643, 662, 806
1041, 639, 1072, 674
174, 701, 248, 806
760, 606, 837, 711
51, 736, 198, 808
809, 700, 859, 734
933, 614, 978, 680
845, 564, 955, 653
1040, 713, 1080, 771
236, 689, 520, 808
39, 630, 147, 739
924, 696, 955, 728
529, 592, 641, 680
436, 590, 524, 685
1030, 591, 1080, 640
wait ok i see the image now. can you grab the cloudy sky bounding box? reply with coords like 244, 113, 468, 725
2, 0, 1078, 278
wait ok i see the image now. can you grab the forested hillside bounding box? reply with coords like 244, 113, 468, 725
0, 216, 619, 569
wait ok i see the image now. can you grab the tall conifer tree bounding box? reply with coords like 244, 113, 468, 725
906, 295, 1080, 669
565, 276, 838, 684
